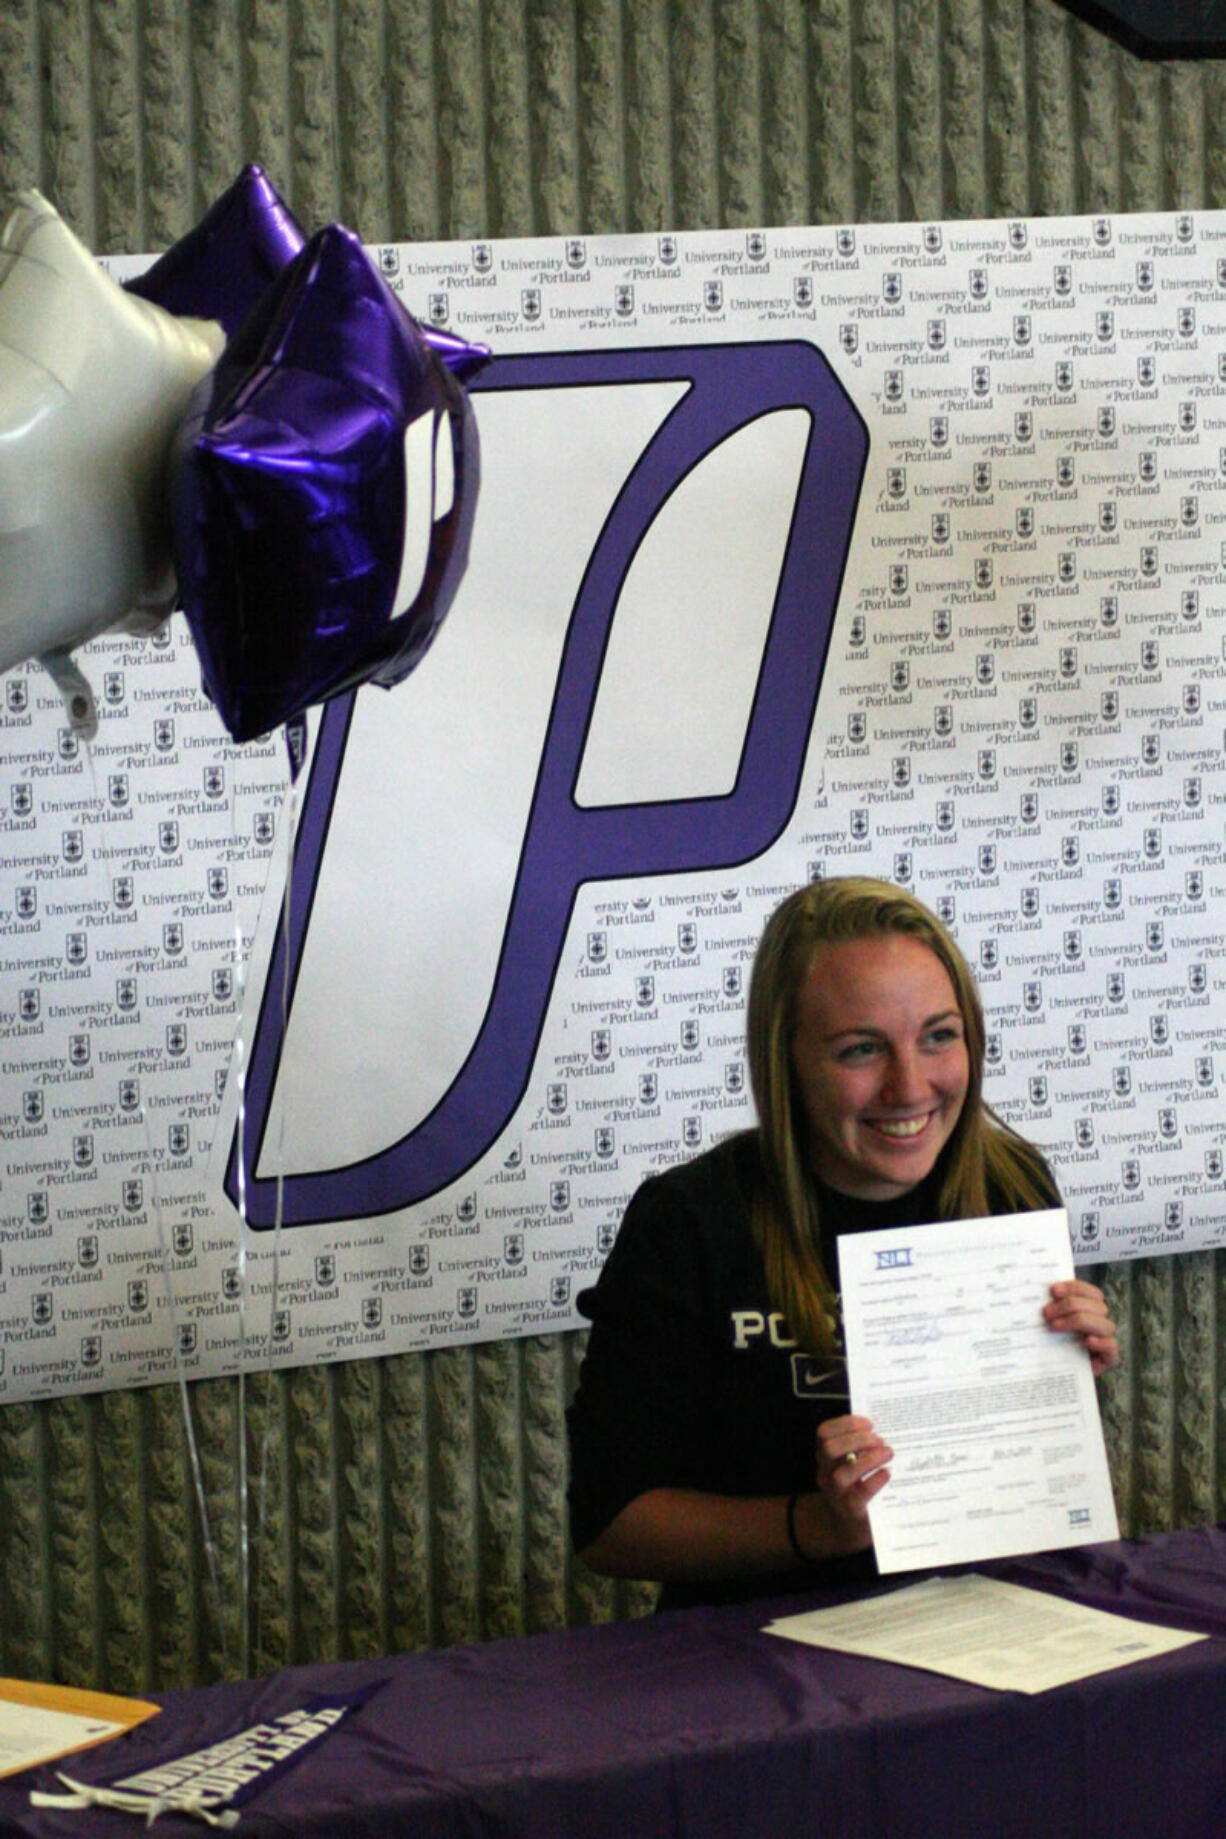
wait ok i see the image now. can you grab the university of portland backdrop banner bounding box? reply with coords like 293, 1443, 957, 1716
2, 210, 1226, 1402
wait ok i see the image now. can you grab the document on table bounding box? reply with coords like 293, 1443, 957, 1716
0, 1678, 158, 1781
838, 1208, 1118, 1572
764, 1573, 1204, 1694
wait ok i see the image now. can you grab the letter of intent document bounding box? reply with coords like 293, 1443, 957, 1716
837, 1208, 1118, 1571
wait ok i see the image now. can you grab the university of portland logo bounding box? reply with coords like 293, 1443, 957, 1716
658, 234, 678, 265
178, 1324, 197, 1356
457, 1287, 478, 1319
315, 1253, 335, 1288
154, 717, 175, 751
836, 227, 856, 256
704, 281, 723, 313
128, 1278, 149, 1313
203, 764, 224, 797
521, 288, 541, 322
566, 238, 587, 268
7, 679, 26, 712
428, 293, 449, 326
1207, 1151, 1224, 1181
362, 1298, 383, 1330
472, 243, 493, 273
410, 1244, 430, 1275
551, 1179, 570, 1212
793, 276, 812, 308
378, 246, 400, 276
615, 283, 635, 317
595, 1126, 615, 1157
15, 885, 37, 920
1076, 1119, 1095, 1149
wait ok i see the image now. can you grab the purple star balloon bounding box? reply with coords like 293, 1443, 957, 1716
171, 223, 481, 743
129, 164, 490, 377
126, 165, 306, 341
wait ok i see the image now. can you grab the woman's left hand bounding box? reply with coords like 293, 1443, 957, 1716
1043, 1280, 1120, 1376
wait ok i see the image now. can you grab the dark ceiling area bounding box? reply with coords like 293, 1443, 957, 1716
1057, 0, 1226, 55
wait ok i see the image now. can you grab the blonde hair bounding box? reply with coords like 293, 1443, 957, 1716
746, 876, 1052, 1354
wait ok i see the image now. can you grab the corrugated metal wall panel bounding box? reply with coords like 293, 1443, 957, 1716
0, 0, 1221, 1690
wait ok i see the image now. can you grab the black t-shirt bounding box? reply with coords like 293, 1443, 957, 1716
567, 1129, 1057, 1609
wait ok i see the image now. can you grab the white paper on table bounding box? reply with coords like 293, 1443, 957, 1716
0, 1678, 158, 1781
764, 1573, 1204, 1694
838, 1208, 1119, 1573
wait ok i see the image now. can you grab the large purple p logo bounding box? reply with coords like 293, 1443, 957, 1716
229, 341, 867, 1225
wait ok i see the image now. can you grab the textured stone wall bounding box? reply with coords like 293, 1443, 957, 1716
1, 0, 1224, 1690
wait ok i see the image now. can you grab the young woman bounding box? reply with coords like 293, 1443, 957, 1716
567, 877, 1119, 1608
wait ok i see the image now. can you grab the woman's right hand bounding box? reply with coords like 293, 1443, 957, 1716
806, 1413, 893, 1554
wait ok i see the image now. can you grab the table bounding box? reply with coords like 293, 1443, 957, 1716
3, 1526, 1226, 1837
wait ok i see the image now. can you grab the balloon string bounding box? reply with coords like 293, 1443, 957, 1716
147, 1106, 228, 1661
77, 708, 227, 1667
250, 755, 300, 1674
228, 742, 252, 1681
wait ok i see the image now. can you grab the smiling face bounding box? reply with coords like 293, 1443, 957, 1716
791, 933, 970, 1201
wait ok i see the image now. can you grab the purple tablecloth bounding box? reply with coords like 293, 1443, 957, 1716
5, 1526, 1226, 1837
